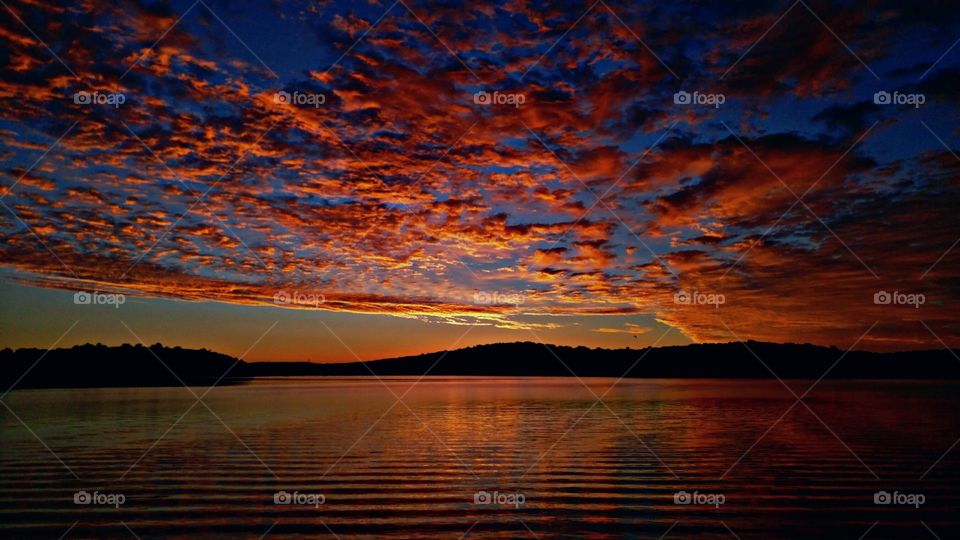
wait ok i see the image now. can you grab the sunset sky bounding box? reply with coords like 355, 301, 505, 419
1, 0, 958, 361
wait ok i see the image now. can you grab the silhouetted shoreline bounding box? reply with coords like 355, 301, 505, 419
3, 341, 960, 390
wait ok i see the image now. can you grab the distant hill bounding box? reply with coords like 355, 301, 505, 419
2, 341, 960, 390
0, 343, 243, 389
245, 341, 960, 379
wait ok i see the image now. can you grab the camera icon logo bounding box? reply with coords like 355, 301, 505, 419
873, 291, 892, 305
474, 491, 492, 504
673, 91, 691, 105
873, 91, 891, 105
673, 290, 691, 304
73, 91, 92, 105
674, 490, 692, 504
74, 490, 92, 504
74, 291, 92, 305
273, 291, 291, 305
274, 490, 292, 504
274, 91, 291, 104
874, 490, 891, 504
473, 91, 490, 105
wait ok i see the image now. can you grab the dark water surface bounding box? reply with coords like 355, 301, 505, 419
1, 378, 958, 539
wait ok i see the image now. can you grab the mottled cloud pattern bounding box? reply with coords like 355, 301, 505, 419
1, 0, 958, 350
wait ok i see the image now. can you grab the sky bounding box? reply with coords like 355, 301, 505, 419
0, 0, 958, 361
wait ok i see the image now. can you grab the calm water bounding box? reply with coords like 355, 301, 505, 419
1, 378, 958, 539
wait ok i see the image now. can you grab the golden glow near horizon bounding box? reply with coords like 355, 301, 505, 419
1, 0, 957, 356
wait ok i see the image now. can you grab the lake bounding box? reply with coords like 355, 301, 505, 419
1, 378, 958, 538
